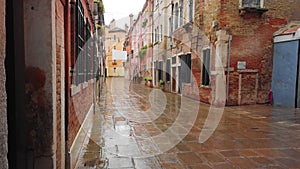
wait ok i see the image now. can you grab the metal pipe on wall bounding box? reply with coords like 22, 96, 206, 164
226, 33, 232, 104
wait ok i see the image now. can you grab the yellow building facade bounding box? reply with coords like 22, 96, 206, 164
105, 20, 127, 77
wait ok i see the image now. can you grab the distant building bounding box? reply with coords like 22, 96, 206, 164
105, 20, 127, 77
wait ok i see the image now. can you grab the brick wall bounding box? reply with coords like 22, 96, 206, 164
185, 0, 300, 105
67, 0, 95, 149
68, 83, 94, 149
218, 0, 300, 104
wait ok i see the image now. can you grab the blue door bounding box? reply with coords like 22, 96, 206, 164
272, 40, 300, 107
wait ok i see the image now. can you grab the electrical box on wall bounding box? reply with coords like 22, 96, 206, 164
237, 61, 246, 70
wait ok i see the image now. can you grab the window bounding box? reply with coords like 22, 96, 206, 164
86, 22, 92, 81
189, 0, 194, 22
93, 39, 98, 77
202, 49, 211, 86
241, 0, 262, 8
158, 61, 163, 81
172, 56, 176, 64
180, 0, 183, 26
180, 54, 191, 83
114, 34, 116, 41
75, 0, 85, 85
174, 3, 179, 29
154, 28, 156, 42
156, 26, 159, 42
160, 25, 163, 41
113, 60, 117, 65
155, 0, 159, 7
168, 17, 172, 37
166, 59, 171, 82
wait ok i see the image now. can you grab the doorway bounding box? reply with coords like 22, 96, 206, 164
6, 0, 27, 168
272, 39, 300, 107
172, 67, 176, 92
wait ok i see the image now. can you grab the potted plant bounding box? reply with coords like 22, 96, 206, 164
159, 80, 165, 90
144, 77, 153, 87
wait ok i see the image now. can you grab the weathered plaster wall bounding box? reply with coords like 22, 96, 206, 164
24, 0, 57, 168
0, 0, 8, 168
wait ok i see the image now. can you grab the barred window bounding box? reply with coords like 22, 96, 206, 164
86, 21, 92, 81
75, 0, 85, 85
93, 39, 99, 77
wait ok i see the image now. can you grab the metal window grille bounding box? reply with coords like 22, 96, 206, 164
75, 0, 85, 85
93, 39, 99, 77
85, 22, 92, 81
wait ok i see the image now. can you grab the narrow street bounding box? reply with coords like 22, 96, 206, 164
75, 77, 300, 169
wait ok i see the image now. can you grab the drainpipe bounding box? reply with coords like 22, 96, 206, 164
226, 32, 232, 104
151, 0, 154, 84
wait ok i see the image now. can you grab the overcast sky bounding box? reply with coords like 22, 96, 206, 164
102, 0, 146, 24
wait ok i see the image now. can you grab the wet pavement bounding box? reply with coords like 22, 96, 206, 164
75, 77, 300, 169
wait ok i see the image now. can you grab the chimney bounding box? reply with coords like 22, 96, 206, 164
129, 14, 134, 27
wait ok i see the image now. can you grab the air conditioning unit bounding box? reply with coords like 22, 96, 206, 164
241, 0, 263, 8
239, 0, 267, 15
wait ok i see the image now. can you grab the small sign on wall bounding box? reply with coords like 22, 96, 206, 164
237, 61, 246, 70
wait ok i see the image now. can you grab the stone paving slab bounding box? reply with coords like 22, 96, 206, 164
75, 78, 300, 169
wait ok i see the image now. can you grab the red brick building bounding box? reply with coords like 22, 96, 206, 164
5, 0, 104, 168
179, 0, 300, 105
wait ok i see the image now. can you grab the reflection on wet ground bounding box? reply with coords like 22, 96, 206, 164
75, 77, 300, 169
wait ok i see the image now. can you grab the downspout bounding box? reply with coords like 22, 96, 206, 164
151, 0, 154, 83
226, 32, 232, 104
